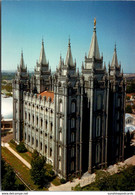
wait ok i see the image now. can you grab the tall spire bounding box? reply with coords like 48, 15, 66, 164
59, 54, 62, 69
20, 50, 25, 68
88, 18, 100, 59
111, 44, 118, 67
65, 38, 74, 66
39, 39, 47, 65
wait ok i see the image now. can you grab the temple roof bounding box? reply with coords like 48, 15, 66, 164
37, 91, 54, 102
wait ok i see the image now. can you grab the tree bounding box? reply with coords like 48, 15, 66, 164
16, 142, 27, 153
30, 150, 47, 188
126, 105, 132, 113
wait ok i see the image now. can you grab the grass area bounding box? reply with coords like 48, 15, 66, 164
9, 142, 32, 164
2, 147, 48, 191
51, 177, 61, 186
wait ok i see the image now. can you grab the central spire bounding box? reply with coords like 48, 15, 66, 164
65, 38, 74, 66
111, 44, 118, 67
39, 39, 47, 65
88, 19, 100, 59
20, 50, 25, 68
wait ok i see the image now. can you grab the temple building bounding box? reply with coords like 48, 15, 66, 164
13, 20, 126, 179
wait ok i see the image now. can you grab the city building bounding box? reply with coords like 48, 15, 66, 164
13, 20, 126, 179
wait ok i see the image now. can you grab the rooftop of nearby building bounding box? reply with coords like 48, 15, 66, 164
37, 91, 54, 102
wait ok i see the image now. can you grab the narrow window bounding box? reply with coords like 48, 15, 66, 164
59, 160, 61, 170
41, 118, 43, 128
71, 147, 74, 157
71, 102, 75, 113
50, 148, 52, 157
60, 132, 62, 141
71, 118, 75, 128
60, 118, 62, 128
32, 115, 34, 123
71, 161, 74, 171
96, 117, 101, 137
96, 143, 100, 163
50, 122, 53, 132
97, 95, 102, 110
45, 145, 47, 153
40, 142, 42, 150
60, 101, 62, 112
32, 137, 34, 145
59, 146, 62, 156
71, 132, 75, 142
37, 116, 38, 126
29, 113, 30, 122
45, 120, 48, 129
36, 139, 38, 147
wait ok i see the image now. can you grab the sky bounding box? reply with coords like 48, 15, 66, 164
2, 1, 135, 73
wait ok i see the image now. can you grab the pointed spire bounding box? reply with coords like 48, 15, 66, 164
20, 50, 25, 68
111, 44, 118, 67
65, 38, 74, 66
39, 39, 47, 65
59, 54, 62, 69
88, 19, 100, 59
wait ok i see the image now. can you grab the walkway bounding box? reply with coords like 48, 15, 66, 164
49, 155, 135, 191
1, 142, 31, 169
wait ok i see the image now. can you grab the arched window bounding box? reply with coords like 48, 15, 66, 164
50, 122, 53, 131
71, 132, 75, 142
29, 113, 30, 122
71, 147, 74, 157
96, 117, 101, 137
96, 143, 100, 163
50, 148, 52, 157
40, 142, 42, 150
71, 118, 75, 128
59, 101, 62, 112
60, 118, 62, 128
71, 161, 74, 171
59, 160, 61, 170
59, 146, 62, 156
41, 118, 43, 128
25, 112, 27, 120
28, 135, 30, 142
45, 145, 47, 153
36, 116, 38, 126
97, 95, 102, 110
45, 120, 48, 129
36, 139, 38, 147
71, 102, 75, 113
32, 115, 34, 123
59, 132, 62, 141
32, 137, 34, 145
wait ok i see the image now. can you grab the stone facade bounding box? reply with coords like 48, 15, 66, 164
13, 22, 126, 179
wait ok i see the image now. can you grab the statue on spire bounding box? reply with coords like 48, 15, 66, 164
94, 18, 96, 27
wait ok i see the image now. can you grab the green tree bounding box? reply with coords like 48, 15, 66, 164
30, 150, 47, 188
16, 142, 27, 153
126, 105, 132, 113
2, 164, 17, 190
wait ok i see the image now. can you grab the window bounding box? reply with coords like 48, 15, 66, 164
118, 97, 121, 107
71, 161, 74, 171
59, 160, 61, 170
40, 142, 42, 150
96, 143, 100, 163
60, 101, 62, 112
96, 117, 101, 137
71, 147, 75, 157
41, 118, 43, 128
50, 148, 52, 157
117, 112, 119, 120
29, 113, 30, 122
71, 118, 75, 128
32, 115, 34, 123
25, 133, 26, 140
97, 95, 102, 110
28, 135, 30, 142
50, 122, 53, 131
60, 132, 62, 141
45, 120, 48, 129
71, 102, 75, 113
36, 116, 38, 126
25, 112, 27, 120
32, 137, 34, 145
71, 132, 75, 142
45, 145, 47, 153
36, 139, 38, 147
60, 118, 62, 128
59, 146, 62, 156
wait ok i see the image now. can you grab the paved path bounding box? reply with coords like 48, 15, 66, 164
49, 155, 135, 191
1, 142, 31, 169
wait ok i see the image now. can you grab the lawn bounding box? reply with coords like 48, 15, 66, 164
9, 141, 32, 164
51, 177, 61, 186
2, 147, 48, 191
